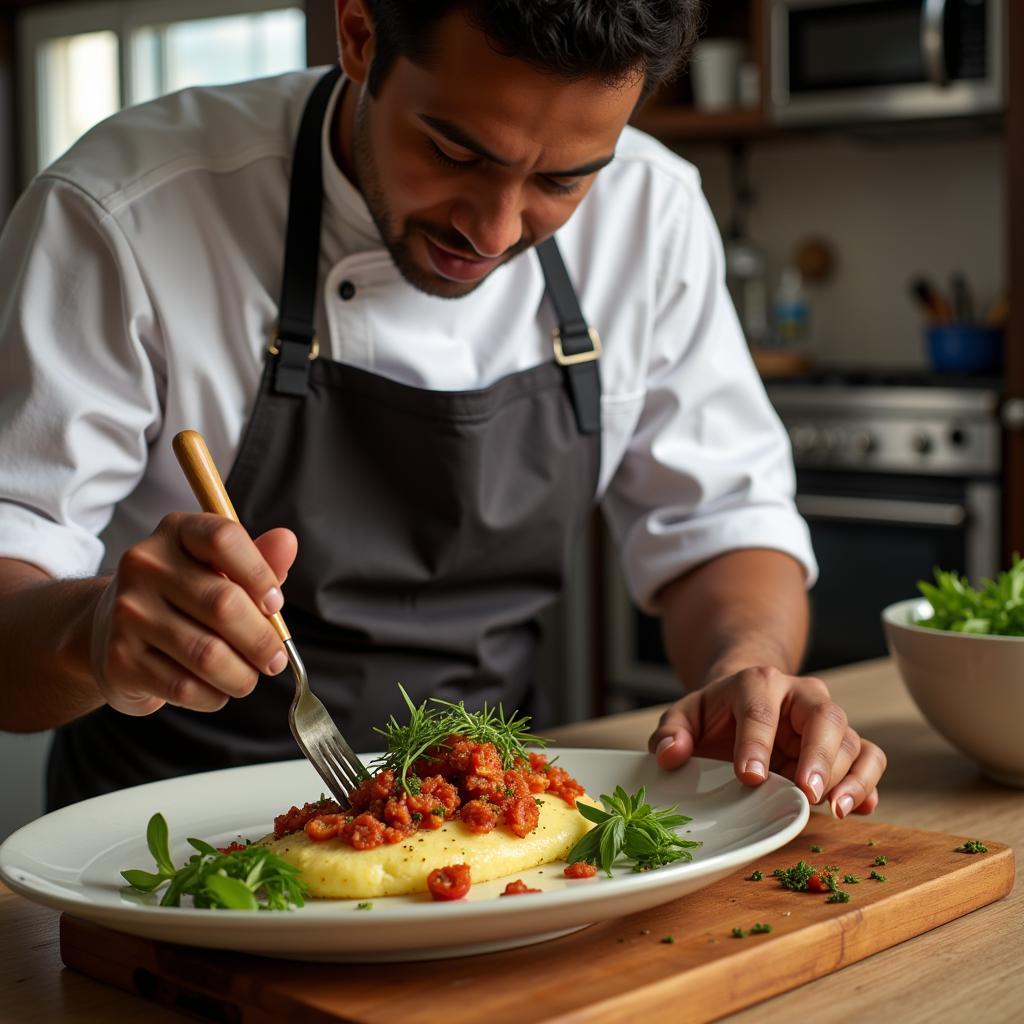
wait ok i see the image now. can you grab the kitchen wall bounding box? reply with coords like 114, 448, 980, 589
676, 130, 1006, 370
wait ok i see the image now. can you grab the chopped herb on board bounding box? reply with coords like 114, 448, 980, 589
956, 840, 989, 854
869, 870, 887, 882
750, 922, 772, 934
772, 860, 817, 891
731, 927, 746, 938
749, 870, 764, 881
827, 890, 851, 904
843, 874, 861, 884
868, 840, 877, 847
660, 936, 676, 944
873, 855, 888, 866
810, 844, 823, 853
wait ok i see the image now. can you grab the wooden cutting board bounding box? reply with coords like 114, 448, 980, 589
59, 815, 1013, 1024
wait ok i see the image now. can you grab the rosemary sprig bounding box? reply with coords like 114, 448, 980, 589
565, 785, 702, 876
371, 684, 548, 793
121, 813, 307, 911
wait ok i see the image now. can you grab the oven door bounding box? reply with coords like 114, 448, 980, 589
797, 470, 1000, 671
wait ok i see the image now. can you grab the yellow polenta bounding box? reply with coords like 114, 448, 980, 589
261, 795, 597, 899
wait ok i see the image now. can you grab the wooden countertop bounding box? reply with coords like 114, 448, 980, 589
2, 658, 1020, 1023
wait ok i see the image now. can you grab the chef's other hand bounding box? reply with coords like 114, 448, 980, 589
647, 667, 886, 818
89, 514, 298, 716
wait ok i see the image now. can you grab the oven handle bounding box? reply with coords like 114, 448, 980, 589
796, 494, 966, 527
922, 0, 950, 86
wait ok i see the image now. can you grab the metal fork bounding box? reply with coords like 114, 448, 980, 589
172, 429, 370, 806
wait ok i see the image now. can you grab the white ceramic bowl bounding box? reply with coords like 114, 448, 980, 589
882, 597, 1024, 787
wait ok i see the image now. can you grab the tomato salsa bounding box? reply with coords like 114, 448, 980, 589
273, 739, 584, 852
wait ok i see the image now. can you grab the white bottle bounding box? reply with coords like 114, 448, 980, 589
774, 267, 809, 348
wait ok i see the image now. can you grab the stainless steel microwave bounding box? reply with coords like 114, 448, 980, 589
768, 0, 1004, 124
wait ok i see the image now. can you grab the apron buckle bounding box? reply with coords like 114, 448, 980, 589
553, 326, 602, 366
269, 329, 320, 397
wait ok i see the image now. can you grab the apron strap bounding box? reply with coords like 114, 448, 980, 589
272, 64, 342, 397
535, 236, 602, 435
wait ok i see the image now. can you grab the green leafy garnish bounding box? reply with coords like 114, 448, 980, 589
873, 855, 888, 866
869, 869, 887, 882
750, 922, 772, 934
772, 860, 817, 891
565, 785, 702, 876
121, 813, 307, 911
356, 901, 374, 911
843, 874, 860, 884
956, 840, 989, 854
371, 684, 547, 794
731, 927, 746, 938
748, 870, 764, 881
917, 558, 1024, 635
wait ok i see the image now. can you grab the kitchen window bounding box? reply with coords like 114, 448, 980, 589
18, 0, 306, 180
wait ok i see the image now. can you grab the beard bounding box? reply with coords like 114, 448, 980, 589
351, 94, 534, 299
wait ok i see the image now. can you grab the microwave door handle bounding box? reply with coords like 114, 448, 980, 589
922, 0, 950, 85
796, 494, 966, 527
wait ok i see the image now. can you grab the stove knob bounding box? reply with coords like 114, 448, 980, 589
789, 426, 819, 454
911, 433, 934, 455
850, 431, 877, 455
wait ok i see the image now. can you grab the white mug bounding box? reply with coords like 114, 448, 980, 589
690, 39, 745, 111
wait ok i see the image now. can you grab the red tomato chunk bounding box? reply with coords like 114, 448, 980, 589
427, 863, 472, 901
501, 879, 541, 896
563, 861, 598, 879
273, 740, 586, 852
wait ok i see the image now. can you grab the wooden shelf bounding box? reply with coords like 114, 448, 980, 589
631, 103, 768, 143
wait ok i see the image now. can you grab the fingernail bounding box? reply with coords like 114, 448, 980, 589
808, 772, 824, 802
743, 759, 766, 780
262, 587, 284, 615
836, 794, 855, 818
267, 650, 288, 675
655, 736, 675, 756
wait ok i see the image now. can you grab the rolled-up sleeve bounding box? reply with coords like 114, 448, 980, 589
602, 183, 817, 614
0, 177, 163, 578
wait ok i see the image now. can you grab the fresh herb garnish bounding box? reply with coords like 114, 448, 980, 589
731, 927, 746, 938
810, 844, 823, 853
750, 922, 772, 933
873, 855, 888, 866
371, 684, 547, 793
956, 840, 989, 854
356, 901, 374, 911
917, 557, 1024, 636
772, 860, 817, 891
566, 786, 702, 876
827, 890, 851, 903
869, 869, 887, 882
749, 870, 764, 881
843, 874, 860, 884
121, 813, 307, 911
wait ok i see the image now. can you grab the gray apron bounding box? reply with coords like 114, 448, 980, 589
46, 67, 601, 809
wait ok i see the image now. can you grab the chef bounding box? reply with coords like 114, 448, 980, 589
0, 1, 885, 817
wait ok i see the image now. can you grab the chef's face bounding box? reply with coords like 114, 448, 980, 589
335, 3, 644, 299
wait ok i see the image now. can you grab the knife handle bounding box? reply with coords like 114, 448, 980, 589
172, 429, 291, 643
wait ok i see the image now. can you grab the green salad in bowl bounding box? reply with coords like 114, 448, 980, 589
882, 558, 1024, 788
915, 557, 1024, 636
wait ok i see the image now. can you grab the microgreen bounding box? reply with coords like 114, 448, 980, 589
121, 813, 307, 911
956, 840, 988, 854
371, 684, 547, 794
565, 785, 702, 876
917, 557, 1024, 636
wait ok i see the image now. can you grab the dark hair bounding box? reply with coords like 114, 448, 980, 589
363, 1, 703, 99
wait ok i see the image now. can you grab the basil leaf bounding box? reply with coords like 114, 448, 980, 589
120, 869, 168, 892
204, 873, 258, 911
188, 837, 220, 856
146, 813, 175, 875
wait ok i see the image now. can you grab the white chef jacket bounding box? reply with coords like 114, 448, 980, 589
0, 69, 816, 614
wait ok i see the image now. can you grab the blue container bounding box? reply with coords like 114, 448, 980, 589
926, 325, 1003, 375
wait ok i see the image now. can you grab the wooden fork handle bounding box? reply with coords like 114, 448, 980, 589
172, 429, 291, 643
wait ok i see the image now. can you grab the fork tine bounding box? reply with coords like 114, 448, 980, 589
327, 731, 371, 782
322, 736, 367, 791
305, 742, 354, 806
316, 737, 363, 794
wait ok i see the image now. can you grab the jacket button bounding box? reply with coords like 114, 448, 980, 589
338, 280, 356, 301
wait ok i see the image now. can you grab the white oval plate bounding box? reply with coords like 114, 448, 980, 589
0, 750, 807, 961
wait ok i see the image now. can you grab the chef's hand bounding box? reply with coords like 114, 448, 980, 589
647, 666, 886, 818
89, 514, 298, 716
